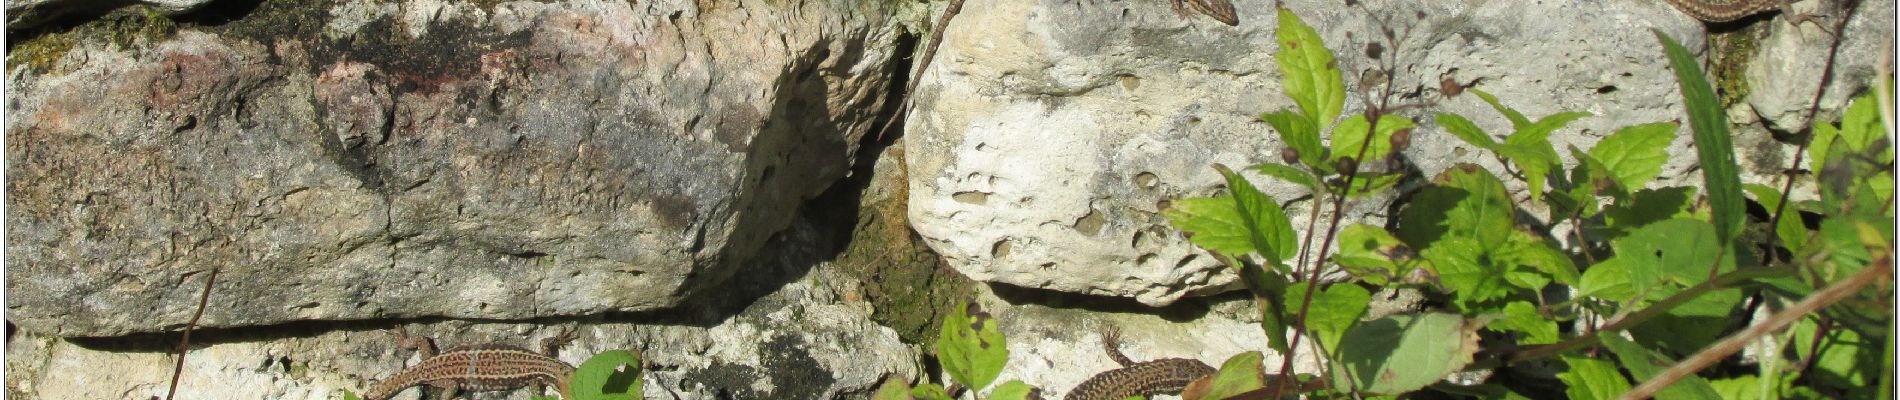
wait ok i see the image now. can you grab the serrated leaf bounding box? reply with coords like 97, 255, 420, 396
1185, 351, 1267, 400
1163, 165, 1298, 266
1494, 142, 1559, 203
1601, 187, 1695, 239
1743, 183, 1810, 250
1657, 30, 1745, 246
1439, 165, 1516, 249
1275, 9, 1345, 131
1470, 89, 1531, 129
1557, 356, 1631, 400
1489, 301, 1559, 345
1591, 122, 1677, 190
1287, 283, 1371, 352
573, 350, 643, 400
987, 380, 1040, 400
1251, 162, 1321, 192
1334, 224, 1414, 285
937, 301, 1008, 391
1334, 313, 1481, 395
873, 376, 915, 400
1564, 146, 1627, 211
1263, 111, 1326, 170
1812, 118, 1842, 170
1632, 287, 1742, 354
1331, 114, 1416, 165
1421, 236, 1511, 307
1577, 257, 1635, 302
1613, 219, 1725, 294
1601, 335, 1722, 400
1437, 112, 1499, 150
1500, 232, 1579, 286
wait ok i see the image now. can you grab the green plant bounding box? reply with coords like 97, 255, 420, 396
1163, 8, 1893, 400
873, 300, 1040, 400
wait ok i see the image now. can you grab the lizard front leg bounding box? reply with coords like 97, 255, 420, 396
391, 326, 439, 359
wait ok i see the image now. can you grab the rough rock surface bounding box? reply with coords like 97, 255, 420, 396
7, 0, 214, 30
6, 0, 898, 337
902, 0, 1883, 305
5, 216, 921, 400
1744, 0, 1894, 133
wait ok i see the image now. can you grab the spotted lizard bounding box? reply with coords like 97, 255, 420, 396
1063, 329, 1218, 400
1662, 0, 1813, 23
362, 327, 578, 400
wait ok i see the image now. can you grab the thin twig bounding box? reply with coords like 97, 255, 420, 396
164, 264, 221, 400
1620, 257, 1891, 400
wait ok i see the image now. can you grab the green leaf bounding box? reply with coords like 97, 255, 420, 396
1601, 187, 1695, 239
1577, 257, 1634, 302
1494, 142, 1559, 203
1837, 92, 1886, 156
1437, 112, 1499, 150
1500, 232, 1580, 286
1331, 114, 1416, 165
1793, 317, 1883, 388
1470, 89, 1532, 129
987, 380, 1040, 400
1192, 351, 1268, 399
1334, 313, 1481, 395
1632, 288, 1742, 355
1590, 122, 1678, 190
1263, 111, 1326, 170
1163, 165, 1299, 266
1439, 165, 1516, 249
1601, 335, 1722, 400
1421, 237, 1511, 307
1488, 301, 1559, 345
1244, 265, 1293, 353
937, 301, 1009, 391
1251, 162, 1321, 192
1568, 146, 1624, 201
1286, 283, 1371, 352
343, 391, 361, 400
1657, 30, 1745, 246
573, 350, 643, 400
1557, 356, 1631, 400
911, 384, 953, 400
1613, 219, 1725, 292
1347, 172, 1403, 199
1743, 183, 1810, 250
1275, 9, 1346, 131
872, 376, 914, 400
1811, 117, 1842, 170
1334, 224, 1415, 285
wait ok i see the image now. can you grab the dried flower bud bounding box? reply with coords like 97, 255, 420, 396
1365, 42, 1385, 60
1390, 128, 1413, 152
1335, 157, 1359, 175
1440, 77, 1465, 97
1281, 147, 1302, 164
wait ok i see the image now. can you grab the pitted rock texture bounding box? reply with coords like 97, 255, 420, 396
5, 0, 898, 337
901, 0, 1885, 306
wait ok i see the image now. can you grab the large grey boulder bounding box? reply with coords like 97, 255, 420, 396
5, 0, 898, 337
902, 0, 1885, 305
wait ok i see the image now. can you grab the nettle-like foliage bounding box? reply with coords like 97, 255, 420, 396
1162, 8, 1893, 400
874, 300, 1040, 400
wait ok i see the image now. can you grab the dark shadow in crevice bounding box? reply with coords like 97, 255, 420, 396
987, 281, 1242, 324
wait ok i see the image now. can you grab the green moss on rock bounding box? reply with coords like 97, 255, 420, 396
7, 5, 178, 74
831, 152, 975, 346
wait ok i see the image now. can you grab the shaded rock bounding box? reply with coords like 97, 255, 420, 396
5, 0, 898, 337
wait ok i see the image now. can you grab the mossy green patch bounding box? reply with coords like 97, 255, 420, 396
7, 5, 179, 74
831, 150, 975, 345
1707, 27, 1764, 109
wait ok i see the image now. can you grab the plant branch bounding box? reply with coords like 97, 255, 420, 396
1504, 266, 1793, 363
164, 263, 221, 400
1620, 258, 1891, 400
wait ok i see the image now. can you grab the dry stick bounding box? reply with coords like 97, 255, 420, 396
1619, 258, 1892, 400
163, 265, 221, 400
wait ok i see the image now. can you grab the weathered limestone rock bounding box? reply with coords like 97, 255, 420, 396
5, 263, 920, 400
5, 0, 898, 336
902, 0, 1878, 305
